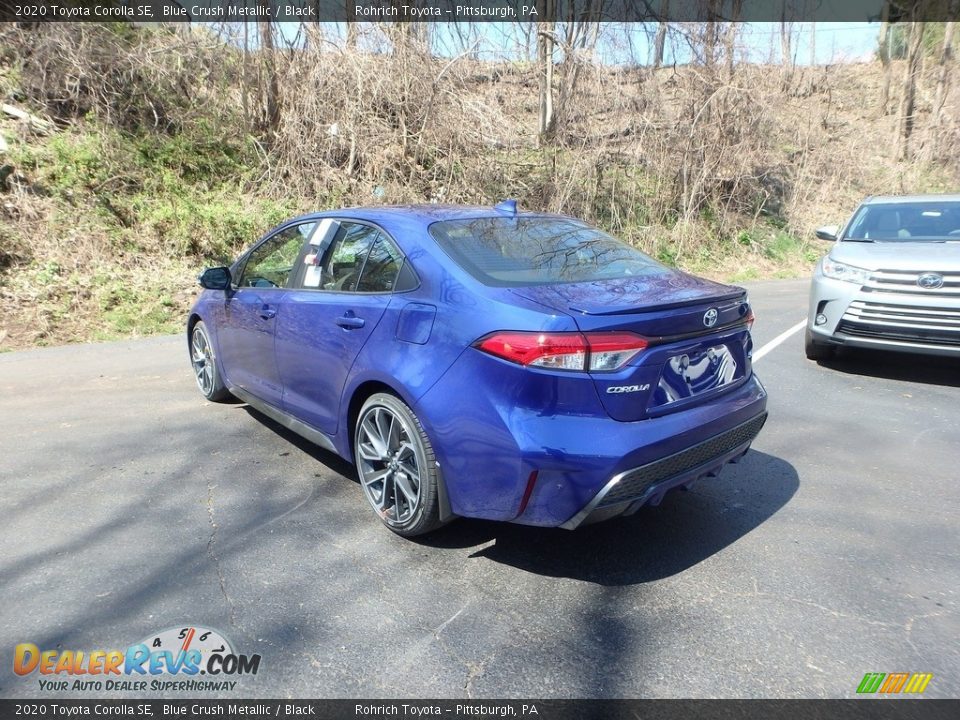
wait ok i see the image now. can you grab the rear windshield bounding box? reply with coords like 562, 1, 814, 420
428, 217, 664, 287
845, 201, 960, 241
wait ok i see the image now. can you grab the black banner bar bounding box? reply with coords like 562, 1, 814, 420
2, 700, 960, 720
1, 0, 960, 24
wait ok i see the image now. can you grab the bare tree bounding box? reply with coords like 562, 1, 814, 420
241, 21, 251, 131
809, 21, 816, 66
878, 0, 893, 115
653, 0, 669, 68
703, 1, 722, 67
724, 0, 743, 78
391, 2, 430, 55
895, 17, 926, 160
934, 16, 957, 128
345, 2, 358, 49
780, 2, 794, 88
537, 0, 556, 142
257, 8, 280, 134
554, 0, 603, 130
682, 22, 720, 68
411, 21, 430, 53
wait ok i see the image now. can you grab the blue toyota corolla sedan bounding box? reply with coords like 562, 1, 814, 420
187, 202, 767, 536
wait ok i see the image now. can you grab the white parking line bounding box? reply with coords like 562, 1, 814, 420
753, 319, 807, 362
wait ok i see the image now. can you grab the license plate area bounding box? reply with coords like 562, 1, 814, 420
649, 344, 741, 409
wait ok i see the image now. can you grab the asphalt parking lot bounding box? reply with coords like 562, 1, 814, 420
1, 278, 958, 699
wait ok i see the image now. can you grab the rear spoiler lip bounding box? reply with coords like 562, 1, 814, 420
568, 288, 746, 316
643, 317, 752, 347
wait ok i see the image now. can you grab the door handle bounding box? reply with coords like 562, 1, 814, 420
336, 314, 365, 329
259, 305, 277, 320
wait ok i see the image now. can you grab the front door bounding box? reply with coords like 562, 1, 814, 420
217, 222, 315, 407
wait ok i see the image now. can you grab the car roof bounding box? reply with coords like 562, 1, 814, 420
863, 194, 960, 204
287, 204, 570, 227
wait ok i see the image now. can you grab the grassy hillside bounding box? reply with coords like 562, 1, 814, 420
0, 23, 957, 349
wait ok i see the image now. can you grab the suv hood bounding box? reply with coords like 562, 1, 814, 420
831, 240, 960, 271
510, 269, 742, 316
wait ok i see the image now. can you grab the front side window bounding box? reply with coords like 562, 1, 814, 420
845, 202, 960, 242
428, 217, 664, 287
239, 223, 315, 288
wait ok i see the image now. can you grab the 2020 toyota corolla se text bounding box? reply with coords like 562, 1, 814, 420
187, 202, 768, 537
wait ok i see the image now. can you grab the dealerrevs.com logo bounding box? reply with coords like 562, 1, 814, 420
14, 625, 261, 692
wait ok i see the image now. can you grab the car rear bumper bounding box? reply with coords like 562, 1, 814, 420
417, 349, 768, 527
809, 274, 960, 357
559, 412, 768, 529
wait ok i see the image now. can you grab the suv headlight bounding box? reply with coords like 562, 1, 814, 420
821, 257, 871, 285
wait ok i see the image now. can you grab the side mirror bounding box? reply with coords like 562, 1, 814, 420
815, 225, 839, 242
198, 266, 231, 290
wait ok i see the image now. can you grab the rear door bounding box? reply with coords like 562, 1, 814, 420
276, 220, 409, 435
217, 222, 315, 406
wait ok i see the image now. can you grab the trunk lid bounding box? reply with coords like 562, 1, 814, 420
512, 272, 754, 421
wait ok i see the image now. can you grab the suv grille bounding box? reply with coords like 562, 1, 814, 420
837, 321, 960, 347
839, 299, 960, 347
863, 269, 960, 299
599, 413, 767, 507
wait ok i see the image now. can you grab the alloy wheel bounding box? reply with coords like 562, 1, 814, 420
356, 405, 422, 525
191, 326, 215, 396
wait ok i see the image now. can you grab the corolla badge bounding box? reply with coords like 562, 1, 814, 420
917, 273, 944, 290
606, 384, 651, 394
703, 308, 719, 327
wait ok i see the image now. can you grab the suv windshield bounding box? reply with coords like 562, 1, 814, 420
429, 216, 663, 287
845, 201, 960, 242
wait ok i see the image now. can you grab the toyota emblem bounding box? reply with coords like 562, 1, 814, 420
917, 273, 944, 290
703, 308, 719, 328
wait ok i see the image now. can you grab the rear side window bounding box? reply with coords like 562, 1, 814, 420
321, 222, 382, 292
428, 217, 663, 287
293, 219, 418, 293
357, 236, 403, 292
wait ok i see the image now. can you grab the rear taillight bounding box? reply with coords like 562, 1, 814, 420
585, 332, 649, 371
475, 331, 648, 372
475, 332, 587, 371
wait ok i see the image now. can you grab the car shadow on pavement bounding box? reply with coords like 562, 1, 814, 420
239, 405, 359, 481
816, 348, 960, 388
419, 450, 798, 586
238, 405, 798, 587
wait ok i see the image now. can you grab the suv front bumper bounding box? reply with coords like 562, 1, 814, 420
809, 274, 960, 357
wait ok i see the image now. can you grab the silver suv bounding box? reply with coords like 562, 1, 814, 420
807, 195, 960, 360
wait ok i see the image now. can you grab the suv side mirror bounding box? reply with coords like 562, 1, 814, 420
199, 266, 232, 290
815, 225, 839, 242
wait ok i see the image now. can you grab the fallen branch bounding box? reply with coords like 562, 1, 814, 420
1, 103, 55, 135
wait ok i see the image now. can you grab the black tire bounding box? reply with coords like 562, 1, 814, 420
804, 327, 836, 361
354, 393, 444, 537
190, 321, 232, 402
